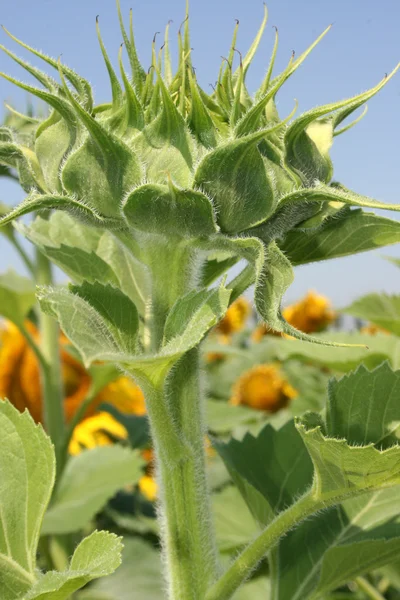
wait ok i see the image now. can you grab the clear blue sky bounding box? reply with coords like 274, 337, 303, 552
1, 0, 400, 307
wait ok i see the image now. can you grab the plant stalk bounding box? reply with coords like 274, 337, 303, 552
137, 240, 219, 599
206, 493, 320, 600
35, 250, 65, 473
355, 577, 386, 600
141, 350, 218, 600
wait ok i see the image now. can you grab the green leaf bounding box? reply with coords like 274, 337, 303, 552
1, 25, 93, 110
216, 420, 313, 526
342, 294, 400, 337
77, 538, 163, 600
194, 126, 286, 234
188, 69, 217, 149
42, 445, 144, 535
163, 286, 231, 346
274, 488, 400, 600
255, 242, 358, 347
60, 134, 140, 220
123, 182, 218, 237
217, 363, 400, 598
35, 118, 75, 193
0, 401, 55, 599
213, 485, 259, 553
24, 531, 122, 600
38, 283, 139, 367
326, 361, 400, 447
280, 208, 400, 265
142, 67, 192, 167
70, 281, 140, 355
233, 577, 270, 600
18, 212, 149, 315
206, 399, 263, 435
0, 270, 36, 326
261, 332, 400, 372
278, 183, 400, 216
18, 215, 119, 285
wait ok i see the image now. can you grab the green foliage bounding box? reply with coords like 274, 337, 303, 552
0, 401, 122, 599
0, 269, 36, 326
24, 532, 123, 600
1, 5, 399, 344
77, 538, 163, 600
42, 446, 144, 535
216, 363, 400, 598
342, 293, 400, 336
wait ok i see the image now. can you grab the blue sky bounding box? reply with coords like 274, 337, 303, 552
1, 0, 400, 307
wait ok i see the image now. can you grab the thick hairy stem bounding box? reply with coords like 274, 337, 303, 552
206, 494, 320, 600
141, 351, 218, 600
145, 239, 198, 351
35, 250, 65, 474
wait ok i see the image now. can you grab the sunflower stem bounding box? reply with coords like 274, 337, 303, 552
205, 493, 321, 600
135, 243, 219, 599
141, 350, 218, 600
355, 577, 386, 600
35, 249, 65, 475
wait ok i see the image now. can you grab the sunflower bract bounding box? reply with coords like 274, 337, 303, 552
0, 2, 399, 345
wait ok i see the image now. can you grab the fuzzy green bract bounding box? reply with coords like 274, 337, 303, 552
1, 2, 400, 350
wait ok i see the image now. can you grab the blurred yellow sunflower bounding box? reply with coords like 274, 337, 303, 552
215, 297, 251, 335
252, 290, 335, 341
207, 297, 251, 362
360, 323, 390, 335
230, 363, 297, 412
69, 414, 157, 502
0, 319, 146, 422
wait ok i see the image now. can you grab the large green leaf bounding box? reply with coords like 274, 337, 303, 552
0, 402, 55, 599
0, 270, 36, 326
216, 364, 400, 599
39, 281, 230, 386
0, 402, 121, 599
24, 531, 122, 600
42, 445, 144, 535
280, 208, 400, 265
38, 283, 139, 367
342, 293, 400, 337
216, 420, 313, 526
274, 488, 400, 600
77, 538, 163, 600
18, 212, 149, 315
213, 485, 259, 553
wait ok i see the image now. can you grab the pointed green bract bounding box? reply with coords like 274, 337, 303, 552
280, 208, 400, 264
123, 182, 218, 237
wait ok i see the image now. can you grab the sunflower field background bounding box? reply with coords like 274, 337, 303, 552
2, 1, 400, 598
1, 202, 399, 598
